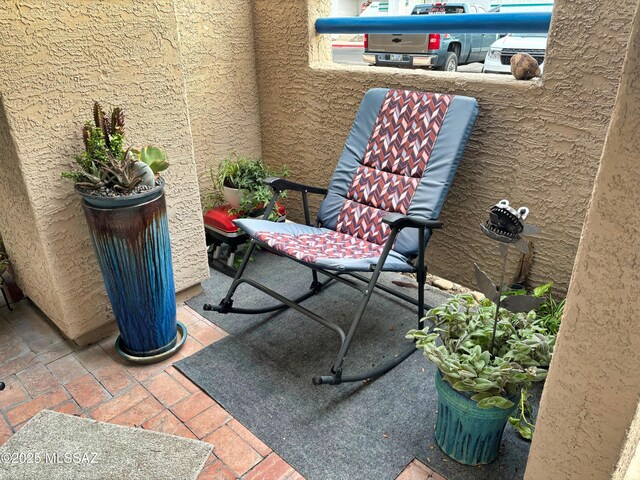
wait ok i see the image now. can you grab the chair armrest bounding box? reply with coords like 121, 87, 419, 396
382, 213, 444, 230
263, 177, 328, 195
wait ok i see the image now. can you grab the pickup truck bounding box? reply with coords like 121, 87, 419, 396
362, 3, 498, 71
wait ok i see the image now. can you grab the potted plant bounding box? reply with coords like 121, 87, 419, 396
62, 102, 185, 363
209, 154, 289, 218
407, 294, 553, 465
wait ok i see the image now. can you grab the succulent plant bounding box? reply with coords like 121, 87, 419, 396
62, 102, 168, 194
135, 146, 169, 174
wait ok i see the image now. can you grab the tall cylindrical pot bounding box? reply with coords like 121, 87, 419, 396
79, 181, 184, 361
434, 371, 518, 465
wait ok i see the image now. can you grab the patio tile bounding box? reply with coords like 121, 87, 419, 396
6, 387, 69, 426
284, 472, 305, 480
204, 425, 262, 476
170, 391, 215, 422
396, 460, 446, 480
184, 306, 225, 333
204, 453, 217, 466
15, 363, 59, 397
0, 352, 35, 378
142, 409, 197, 439
46, 353, 87, 384
109, 396, 164, 427
90, 384, 148, 422
4, 302, 61, 353
187, 320, 226, 347
50, 399, 85, 417
227, 418, 271, 457
0, 375, 30, 410
185, 404, 230, 439
176, 306, 201, 328
245, 453, 295, 480
143, 371, 190, 406
73, 344, 114, 372
31, 341, 75, 366
126, 354, 182, 382
93, 363, 135, 396
97, 337, 124, 364
0, 435, 10, 446
97, 332, 119, 350
0, 330, 30, 363
65, 373, 111, 409
0, 415, 12, 436
197, 459, 238, 480
165, 366, 200, 393
180, 335, 205, 357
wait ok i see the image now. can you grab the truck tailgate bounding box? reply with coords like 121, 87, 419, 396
367, 33, 429, 53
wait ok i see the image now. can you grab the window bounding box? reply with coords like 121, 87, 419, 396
329, 1, 552, 78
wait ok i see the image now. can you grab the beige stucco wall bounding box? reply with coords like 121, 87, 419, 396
0, 0, 209, 340
525, 0, 640, 476
174, 0, 262, 202
251, 0, 634, 294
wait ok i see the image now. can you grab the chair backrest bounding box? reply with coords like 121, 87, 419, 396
317, 88, 478, 258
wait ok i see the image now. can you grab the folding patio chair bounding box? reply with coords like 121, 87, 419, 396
204, 88, 478, 385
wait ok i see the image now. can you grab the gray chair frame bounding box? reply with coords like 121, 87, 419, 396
204, 177, 442, 386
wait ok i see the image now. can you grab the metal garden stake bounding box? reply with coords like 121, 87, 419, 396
474, 200, 543, 355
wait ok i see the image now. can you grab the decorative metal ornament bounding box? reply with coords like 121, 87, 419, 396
475, 199, 543, 355
480, 199, 540, 254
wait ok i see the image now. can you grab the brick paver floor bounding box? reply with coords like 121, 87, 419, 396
0, 299, 443, 480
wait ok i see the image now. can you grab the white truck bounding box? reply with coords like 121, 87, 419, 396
482, 1, 553, 74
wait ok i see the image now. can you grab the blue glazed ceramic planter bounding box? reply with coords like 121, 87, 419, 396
81, 182, 183, 361
434, 371, 518, 465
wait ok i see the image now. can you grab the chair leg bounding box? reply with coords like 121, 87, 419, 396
329, 265, 384, 378
313, 227, 430, 386
216, 240, 257, 312
417, 227, 427, 329
313, 229, 403, 386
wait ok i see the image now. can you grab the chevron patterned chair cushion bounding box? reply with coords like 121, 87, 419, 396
235, 88, 479, 272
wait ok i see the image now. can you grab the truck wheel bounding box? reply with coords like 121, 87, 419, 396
436, 52, 458, 72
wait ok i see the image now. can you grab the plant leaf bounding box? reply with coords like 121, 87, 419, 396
477, 396, 515, 409
139, 146, 169, 174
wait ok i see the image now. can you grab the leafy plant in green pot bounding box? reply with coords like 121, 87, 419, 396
407, 294, 553, 464
208, 154, 289, 219
62, 102, 185, 364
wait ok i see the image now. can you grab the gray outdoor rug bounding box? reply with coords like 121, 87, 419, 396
179, 251, 539, 480
0, 410, 212, 480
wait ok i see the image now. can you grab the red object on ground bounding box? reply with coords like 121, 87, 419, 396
203, 203, 286, 234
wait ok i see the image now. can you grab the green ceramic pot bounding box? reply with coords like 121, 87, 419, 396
434, 371, 518, 465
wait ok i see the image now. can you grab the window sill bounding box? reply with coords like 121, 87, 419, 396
309, 61, 543, 90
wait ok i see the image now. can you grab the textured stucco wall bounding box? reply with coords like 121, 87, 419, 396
174, 0, 262, 202
0, 99, 64, 325
0, 1, 209, 340
252, 0, 634, 293
525, 1, 640, 476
